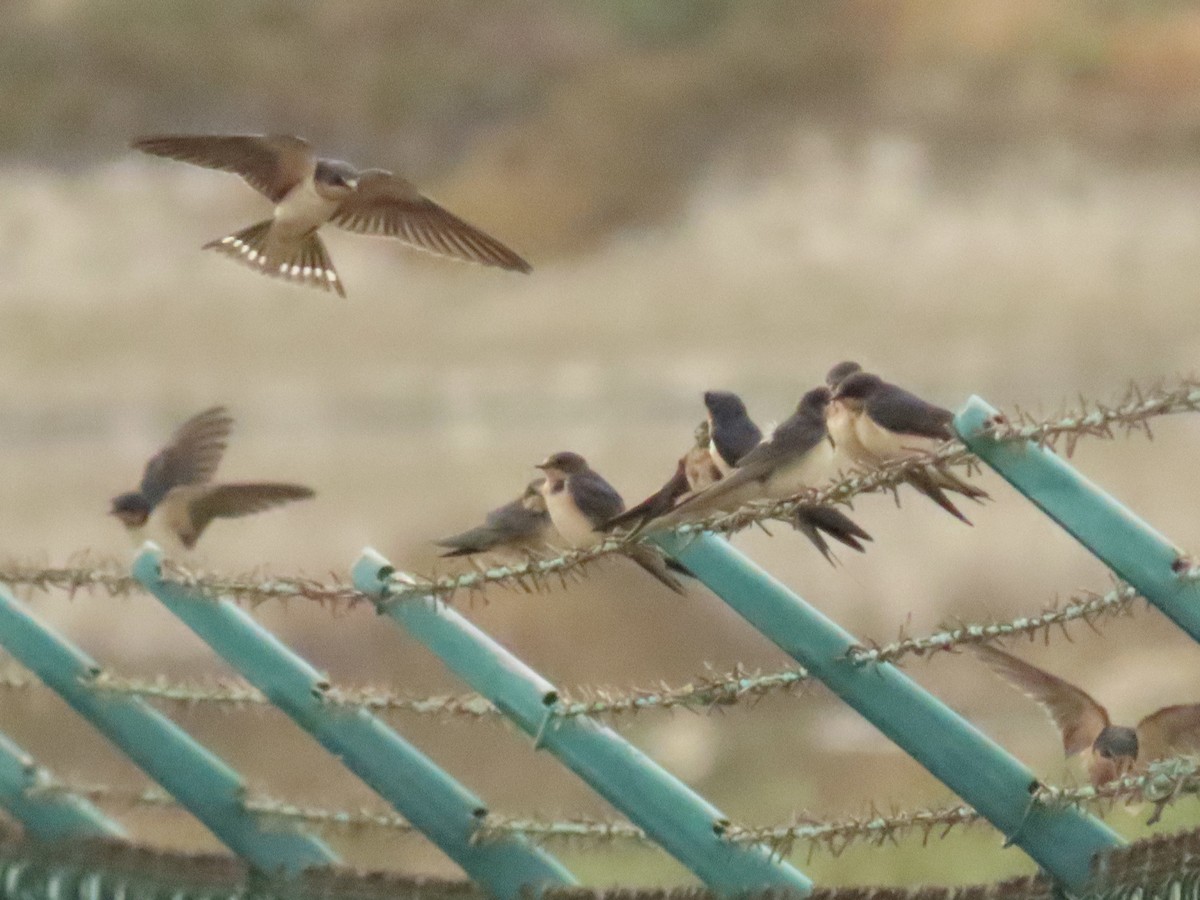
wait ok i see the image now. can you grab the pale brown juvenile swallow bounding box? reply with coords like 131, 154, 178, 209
132, 134, 531, 296
974, 644, 1200, 787
435, 479, 556, 562
109, 406, 314, 550
825, 367, 988, 524
535, 452, 688, 595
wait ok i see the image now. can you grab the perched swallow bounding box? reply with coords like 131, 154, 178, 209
826, 370, 988, 523
435, 479, 555, 562
974, 645, 1200, 787
655, 387, 837, 527
109, 406, 314, 550
608, 393, 871, 562
132, 134, 531, 297
535, 452, 687, 595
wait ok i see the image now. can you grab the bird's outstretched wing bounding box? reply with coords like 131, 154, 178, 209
140, 407, 233, 508
132, 134, 314, 203
1137, 704, 1200, 763
331, 170, 531, 272
181, 482, 315, 548
973, 644, 1109, 757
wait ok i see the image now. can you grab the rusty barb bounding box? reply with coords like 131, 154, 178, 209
0, 377, 1196, 610
38, 755, 1200, 860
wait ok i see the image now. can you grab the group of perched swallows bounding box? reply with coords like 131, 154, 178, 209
107, 134, 1200, 788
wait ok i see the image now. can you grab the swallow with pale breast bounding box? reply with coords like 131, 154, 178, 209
974, 644, 1200, 787
825, 368, 988, 524
132, 134, 531, 297
435, 479, 555, 562
109, 406, 314, 550
607, 392, 870, 561
653, 387, 838, 528
535, 452, 687, 595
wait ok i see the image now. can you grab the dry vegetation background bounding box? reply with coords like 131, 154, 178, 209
2, 0, 1200, 888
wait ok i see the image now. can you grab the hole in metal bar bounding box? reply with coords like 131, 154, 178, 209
542, 690, 558, 707
377, 565, 395, 581
712, 818, 729, 837
472, 806, 488, 820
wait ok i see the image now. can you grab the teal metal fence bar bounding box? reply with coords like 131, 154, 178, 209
650, 532, 1121, 891
956, 395, 1200, 643
352, 549, 813, 897
130, 544, 575, 899
0, 585, 338, 875
0, 731, 125, 842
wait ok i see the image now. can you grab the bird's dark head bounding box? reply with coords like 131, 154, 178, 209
536, 451, 589, 477
797, 386, 832, 417
825, 361, 863, 389
109, 492, 151, 528
832, 371, 883, 403
703, 390, 749, 424
314, 159, 360, 194
1094, 725, 1139, 762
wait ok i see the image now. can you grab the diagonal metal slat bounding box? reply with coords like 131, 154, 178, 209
649, 531, 1121, 892
956, 395, 1200, 643
352, 548, 814, 897
0, 585, 337, 875
130, 543, 575, 899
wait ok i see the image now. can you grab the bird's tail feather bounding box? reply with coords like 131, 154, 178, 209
624, 544, 688, 595
792, 504, 872, 565
205, 220, 346, 297
906, 469, 973, 524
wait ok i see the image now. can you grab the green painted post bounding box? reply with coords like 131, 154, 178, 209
131, 544, 575, 899
956, 395, 1200, 643
352, 549, 813, 897
0, 731, 125, 842
0, 585, 337, 875
650, 532, 1121, 891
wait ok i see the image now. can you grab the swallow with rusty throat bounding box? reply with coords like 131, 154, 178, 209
974, 644, 1200, 787
607, 391, 870, 562
435, 479, 555, 562
825, 365, 988, 524
132, 133, 531, 296
109, 406, 314, 551
535, 452, 688, 595
652, 387, 837, 529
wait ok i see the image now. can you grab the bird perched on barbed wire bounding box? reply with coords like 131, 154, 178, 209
606, 390, 870, 562
973, 644, 1200, 787
109, 406, 314, 552
535, 452, 688, 595
435, 479, 556, 563
132, 133, 531, 297
825, 363, 988, 524
651, 387, 838, 530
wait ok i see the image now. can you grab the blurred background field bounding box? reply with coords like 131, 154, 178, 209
2, 0, 1200, 888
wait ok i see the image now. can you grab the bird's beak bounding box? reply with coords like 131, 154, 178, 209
534, 461, 550, 470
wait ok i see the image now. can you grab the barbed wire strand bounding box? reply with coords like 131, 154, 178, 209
0, 582, 1142, 723
0, 379, 1195, 610
37, 756, 1198, 860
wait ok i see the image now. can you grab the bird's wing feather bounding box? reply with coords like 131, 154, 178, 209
139, 407, 233, 507
974, 645, 1109, 756
1136, 704, 1200, 763
331, 170, 530, 271
181, 483, 314, 549
568, 472, 626, 529
605, 460, 689, 531
132, 134, 314, 202
866, 386, 955, 441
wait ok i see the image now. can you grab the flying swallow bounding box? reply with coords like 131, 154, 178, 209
109, 406, 314, 550
974, 644, 1200, 787
826, 369, 988, 523
132, 133, 531, 297
435, 479, 555, 562
535, 452, 687, 595
654, 387, 837, 527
